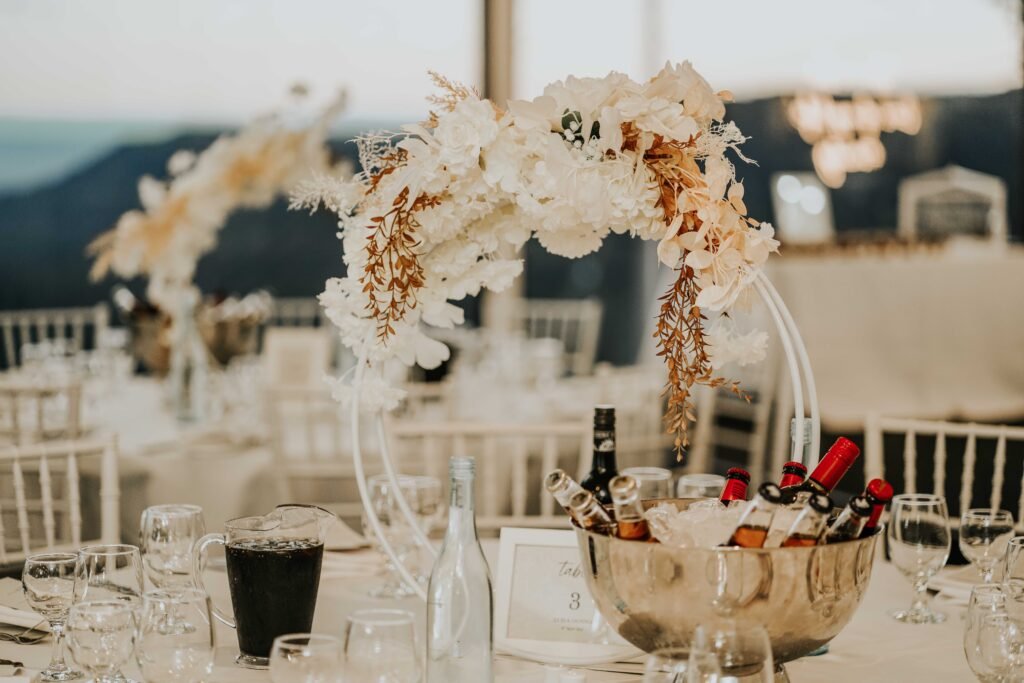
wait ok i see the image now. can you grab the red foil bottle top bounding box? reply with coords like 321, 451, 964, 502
808, 437, 861, 492
864, 503, 885, 531
720, 468, 751, 502
780, 461, 808, 488
866, 478, 894, 504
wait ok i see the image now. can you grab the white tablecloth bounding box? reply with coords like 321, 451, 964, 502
0, 538, 976, 682
768, 245, 1024, 430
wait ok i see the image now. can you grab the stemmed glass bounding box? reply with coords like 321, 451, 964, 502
22, 553, 83, 681
887, 493, 952, 624
74, 545, 145, 605
136, 589, 215, 683
959, 509, 1015, 583
343, 609, 419, 683
363, 475, 419, 598
689, 620, 775, 682
270, 634, 344, 683
964, 586, 1024, 683
642, 648, 702, 682
65, 601, 136, 683
139, 504, 206, 589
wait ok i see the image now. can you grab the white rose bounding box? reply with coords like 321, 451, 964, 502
434, 98, 499, 173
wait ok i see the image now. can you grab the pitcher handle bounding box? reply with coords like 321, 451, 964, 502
193, 532, 235, 629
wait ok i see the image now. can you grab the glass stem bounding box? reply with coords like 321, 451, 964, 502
911, 579, 930, 615
981, 565, 995, 584
49, 622, 67, 670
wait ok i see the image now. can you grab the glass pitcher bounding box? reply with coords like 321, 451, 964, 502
193, 505, 334, 668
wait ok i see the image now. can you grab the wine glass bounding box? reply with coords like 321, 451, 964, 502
363, 474, 418, 598
270, 634, 343, 683
139, 504, 206, 589
22, 553, 83, 681
75, 545, 145, 605
965, 611, 1024, 682
642, 647, 708, 682
343, 609, 419, 683
676, 473, 726, 499
622, 467, 673, 500
887, 493, 952, 624
136, 589, 215, 683
690, 620, 775, 682
66, 601, 136, 683
959, 509, 1015, 583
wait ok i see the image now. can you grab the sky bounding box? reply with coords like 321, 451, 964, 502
0, 0, 1020, 124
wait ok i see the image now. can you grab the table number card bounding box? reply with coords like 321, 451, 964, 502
495, 528, 638, 661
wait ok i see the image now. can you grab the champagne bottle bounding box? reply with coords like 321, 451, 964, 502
823, 494, 873, 543
724, 483, 784, 548
580, 406, 618, 505
780, 437, 861, 505
860, 478, 894, 538
609, 475, 650, 541
427, 456, 493, 682
719, 467, 751, 506
781, 493, 832, 547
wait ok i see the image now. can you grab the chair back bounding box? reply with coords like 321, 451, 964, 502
0, 436, 119, 564
270, 297, 326, 327
514, 298, 603, 376
865, 415, 1024, 526
0, 304, 110, 370
387, 420, 589, 531
0, 380, 83, 446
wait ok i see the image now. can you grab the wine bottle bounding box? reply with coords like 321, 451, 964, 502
779, 461, 808, 488
780, 437, 861, 505
568, 490, 614, 532
719, 467, 751, 506
609, 475, 650, 541
724, 483, 784, 548
545, 469, 585, 516
427, 456, 493, 682
580, 405, 618, 505
781, 493, 832, 547
860, 478, 894, 538
823, 494, 873, 543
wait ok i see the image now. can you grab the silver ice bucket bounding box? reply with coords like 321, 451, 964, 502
574, 499, 879, 669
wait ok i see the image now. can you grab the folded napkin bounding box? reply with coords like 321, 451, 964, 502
0, 606, 49, 633
929, 565, 982, 606
324, 518, 369, 552
320, 550, 384, 580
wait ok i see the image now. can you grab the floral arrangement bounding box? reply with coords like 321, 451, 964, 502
294, 64, 779, 452
90, 89, 348, 310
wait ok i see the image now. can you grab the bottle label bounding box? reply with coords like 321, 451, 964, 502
593, 429, 615, 452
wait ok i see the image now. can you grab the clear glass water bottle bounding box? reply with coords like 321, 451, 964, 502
427, 456, 493, 682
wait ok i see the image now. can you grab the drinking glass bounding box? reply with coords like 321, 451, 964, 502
66, 601, 136, 683
676, 473, 725, 499
964, 612, 1024, 682
1003, 536, 1024, 583
22, 553, 83, 681
642, 647, 709, 682
136, 589, 215, 683
409, 475, 445, 586
887, 493, 952, 624
959, 509, 1014, 583
363, 474, 419, 598
270, 634, 343, 683
690, 620, 774, 683
621, 467, 673, 500
139, 504, 206, 589
343, 609, 419, 683
75, 545, 145, 605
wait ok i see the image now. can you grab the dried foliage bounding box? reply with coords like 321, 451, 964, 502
425, 70, 481, 126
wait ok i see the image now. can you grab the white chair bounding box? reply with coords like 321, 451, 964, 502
266, 386, 379, 525
0, 436, 120, 564
0, 304, 110, 370
0, 380, 83, 446
386, 420, 589, 531
270, 297, 326, 327
864, 415, 1024, 525
898, 165, 1008, 244
513, 298, 603, 376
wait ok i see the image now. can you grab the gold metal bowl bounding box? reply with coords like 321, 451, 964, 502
575, 499, 879, 667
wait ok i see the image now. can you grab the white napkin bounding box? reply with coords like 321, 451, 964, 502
324, 518, 369, 552
0, 606, 49, 633
320, 550, 384, 580
929, 565, 982, 606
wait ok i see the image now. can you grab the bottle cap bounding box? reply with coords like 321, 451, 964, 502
783, 461, 808, 475
758, 482, 783, 504
593, 405, 615, 428
449, 455, 475, 478
545, 469, 567, 492
866, 478, 894, 504
568, 490, 594, 513
849, 494, 873, 517
725, 467, 751, 484
809, 437, 861, 491
808, 493, 832, 514
828, 437, 861, 464
609, 475, 639, 504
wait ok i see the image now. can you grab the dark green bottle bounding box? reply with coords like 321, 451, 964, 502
580, 405, 618, 505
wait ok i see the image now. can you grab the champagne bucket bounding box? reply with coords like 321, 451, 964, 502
574, 499, 879, 667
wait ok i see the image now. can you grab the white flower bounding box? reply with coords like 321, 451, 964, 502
705, 317, 768, 370
431, 97, 499, 173
617, 95, 699, 141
